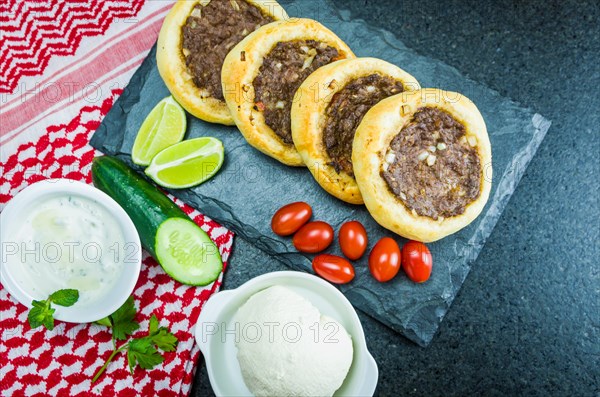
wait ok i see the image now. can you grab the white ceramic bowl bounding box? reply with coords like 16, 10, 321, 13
0, 179, 142, 323
195, 271, 378, 396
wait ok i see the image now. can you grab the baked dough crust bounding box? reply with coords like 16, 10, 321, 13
221, 18, 355, 166
156, 0, 287, 125
352, 88, 492, 242
291, 58, 420, 204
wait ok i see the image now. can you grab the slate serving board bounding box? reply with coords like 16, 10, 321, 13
91, 0, 550, 346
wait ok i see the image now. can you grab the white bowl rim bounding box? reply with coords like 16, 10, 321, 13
0, 178, 142, 323
195, 270, 379, 396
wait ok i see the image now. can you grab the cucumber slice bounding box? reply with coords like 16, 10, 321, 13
155, 218, 223, 286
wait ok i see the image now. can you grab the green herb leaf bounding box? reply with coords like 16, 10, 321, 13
147, 315, 178, 352
41, 309, 55, 330
95, 317, 112, 327
151, 328, 178, 352
27, 288, 79, 331
133, 347, 164, 370
126, 348, 137, 374
91, 304, 177, 383
148, 315, 159, 335
27, 300, 54, 330
127, 338, 164, 373
31, 300, 47, 309
110, 296, 139, 341
49, 289, 79, 307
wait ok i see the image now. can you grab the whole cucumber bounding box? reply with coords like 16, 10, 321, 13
92, 156, 222, 286
92, 156, 187, 258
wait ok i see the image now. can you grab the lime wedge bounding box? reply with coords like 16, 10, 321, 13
132, 96, 187, 166
145, 137, 225, 189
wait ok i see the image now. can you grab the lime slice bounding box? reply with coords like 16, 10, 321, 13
132, 96, 187, 166
145, 137, 225, 189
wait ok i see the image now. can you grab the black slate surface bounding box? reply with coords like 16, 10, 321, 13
193, 0, 599, 394
90, 0, 549, 348
194, 0, 598, 396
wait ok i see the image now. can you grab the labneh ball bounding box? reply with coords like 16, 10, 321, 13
234, 286, 353, 396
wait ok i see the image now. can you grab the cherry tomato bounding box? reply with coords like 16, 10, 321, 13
368, 237, 401, 282
312, 254, 355, 284
293, 221, 334, 253
338, 221, 368, 260
401, 240, 433, 283
271, 202, 312, 236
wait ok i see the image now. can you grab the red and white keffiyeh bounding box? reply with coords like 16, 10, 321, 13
0, 1, 233, 395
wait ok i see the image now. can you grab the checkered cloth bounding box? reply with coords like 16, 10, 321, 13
0, 1, 233, 395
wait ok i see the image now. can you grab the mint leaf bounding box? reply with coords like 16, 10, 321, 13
28, 300, 53, 330
49, 289, 79, 307
127, 338, 163, 373
27, 288, 77, 331
110, 296, 139, 341
41, 309, 55, 331
31, 300, 47, 309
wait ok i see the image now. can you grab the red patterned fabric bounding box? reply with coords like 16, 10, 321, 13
0, 1, 233, 396
0, 89, 234, 396
0, 0, 144, 93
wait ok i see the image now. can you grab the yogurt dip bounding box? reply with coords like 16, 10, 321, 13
7, 194, 127, 305
234, 286, 353, 396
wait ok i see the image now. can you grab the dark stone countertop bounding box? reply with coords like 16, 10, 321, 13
193, 0, 599, 395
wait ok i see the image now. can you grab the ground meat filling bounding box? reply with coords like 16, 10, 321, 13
382, 107, 482, 220
323, 74, 404, 176
253, 40, 340, 144
182, 0, 273, 101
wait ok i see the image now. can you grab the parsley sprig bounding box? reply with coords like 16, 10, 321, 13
28, 289, 79, 330
92, 296, 178, 383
